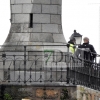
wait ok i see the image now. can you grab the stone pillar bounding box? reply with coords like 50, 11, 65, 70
3, 0, 66, 48
0, 0, 67, 85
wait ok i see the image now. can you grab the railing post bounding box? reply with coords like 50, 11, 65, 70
3, 59, 5, 81
0, 84, 5, 100
2, 53, 6, 81
66, 45, 70, 84
24, 46, 26, 84
66, 67, 69, 84
13, 55, 15, 82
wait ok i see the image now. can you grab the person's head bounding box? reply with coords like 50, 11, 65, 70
70, 37, 76, 44
83, 37, 89, 43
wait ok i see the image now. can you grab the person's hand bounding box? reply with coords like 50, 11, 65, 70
73, 45, 76, 48
67, 44, 70, 48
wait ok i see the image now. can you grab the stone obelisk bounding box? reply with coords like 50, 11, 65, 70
3, 0, 66, 50
0, 0, 67, 85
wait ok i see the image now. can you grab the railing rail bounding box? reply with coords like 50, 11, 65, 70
0, 45, 99, 90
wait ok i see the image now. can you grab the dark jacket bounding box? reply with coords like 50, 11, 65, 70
67, 40, 75, 47
78, 42, 96, 61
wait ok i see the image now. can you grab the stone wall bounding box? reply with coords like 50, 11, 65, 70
2, 85, 100, 100
77, 85, 100, 100
3, 0, 66, 46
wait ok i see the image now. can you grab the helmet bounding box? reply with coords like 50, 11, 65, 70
70, 37, 76, 41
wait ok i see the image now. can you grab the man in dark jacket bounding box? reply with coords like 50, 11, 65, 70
76, 37, 97, 84
78, 37, 96, 62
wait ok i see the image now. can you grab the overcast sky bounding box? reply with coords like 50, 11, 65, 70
0, 0, 100, 55
62, 0, 100, 55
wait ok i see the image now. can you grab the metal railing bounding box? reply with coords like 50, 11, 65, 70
0, 45, 99, 90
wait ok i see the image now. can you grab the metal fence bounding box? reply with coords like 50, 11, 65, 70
0, 45, 99, 90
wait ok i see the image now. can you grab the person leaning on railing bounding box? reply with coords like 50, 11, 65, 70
77, 37, 96, 65
67, 37, 76, 54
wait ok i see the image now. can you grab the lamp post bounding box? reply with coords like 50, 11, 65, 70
70, 30, 82, 45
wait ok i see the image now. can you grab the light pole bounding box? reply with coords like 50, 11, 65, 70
70, 30, 82, 46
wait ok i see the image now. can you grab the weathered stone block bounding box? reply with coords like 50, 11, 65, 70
33, 0, 50, 4
1, 42, 18, 51
58, 25, 63, 33
21, 24, 42, 33
21, 24, 29, 32
15, 0, 31, 4
10, 24, 21, 33
42, 24, 59, 33
22, 4, 33, 13
53, 34, 66, 43
33, 14, 50, 23
43, 43, 67, 52
51, 15, 61, 24
11, 14, 15, 23
36, 88, 59, 99
23, 4, 41, 13
58, 5, 61, 14
30, 33, 54, 42
51, 0, 61, 4
26, 42, 43, 51
42, 5, 58, 14
9, 33, 30, 42
29, 24, 42, 32
11, 0, 15, 4
14, 14, 29, 23
12, 5, 22, 13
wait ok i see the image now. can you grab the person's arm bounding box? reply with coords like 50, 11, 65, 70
91, 45, 96, 58
74, 46, 81, 58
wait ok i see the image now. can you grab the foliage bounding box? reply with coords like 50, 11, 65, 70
4, 93, 12, 100
60, 88, 69, 100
